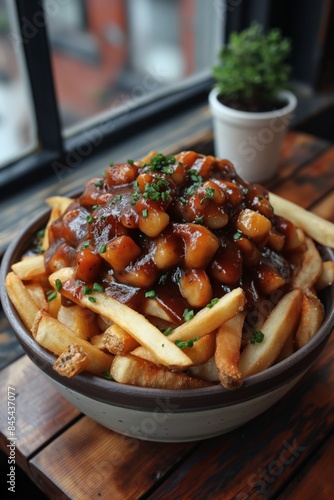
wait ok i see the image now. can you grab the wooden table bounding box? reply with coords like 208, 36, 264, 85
1, 116, 334, 499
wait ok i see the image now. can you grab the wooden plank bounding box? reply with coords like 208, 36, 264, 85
147, 332, 334, 499
277, 433, 334, 499
266, 131, 330, 188
0, 356, 80, 474
0, 314, 24, 371
272, 146, 334, 208
29, 417, 195, 500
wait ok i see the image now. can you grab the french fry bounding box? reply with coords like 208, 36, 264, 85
11, 254, 46, 280
47, 291, 62, 318
295, 289, 325, 349
48, 268, 193, 370
103, 324, 140, 354
167, 287, 246, 343
215, 312, 245, 390
239, 289, 303, 377
33, 311, 113, 375
129, 289, 245, 366
132, 332, 216, 367
90, 333, 108, 351
110, 354, 213, 389
269, 192, 334, 248
5, 272, 40, 331
26, 282, 48, 310
57, 304, 100, 340
53, 344, 89, 377
188, 357, 219, 382
275, 333, 295, 363
293, 237, 322, 289
142, 298, 177, 323
315, 261, 334, 291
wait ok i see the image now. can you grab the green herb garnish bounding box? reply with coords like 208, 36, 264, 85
103, 370, 114, 380
183, 308, 195, 322
206, 297, 219, 308
200, 186, 215, 204
93, 282, 104, 293
55, 279, 62, 292
250, 329, 265, 344
46, 290, 57, 302
175, 337, 200, 349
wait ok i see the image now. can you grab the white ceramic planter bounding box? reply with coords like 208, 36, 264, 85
209, 88, 297, 183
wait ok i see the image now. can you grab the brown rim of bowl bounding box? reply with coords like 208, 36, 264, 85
1, 206, 334, 412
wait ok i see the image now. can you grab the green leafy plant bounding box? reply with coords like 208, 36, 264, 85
213, 22, 292, 112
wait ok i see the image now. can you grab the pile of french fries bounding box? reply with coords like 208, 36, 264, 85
5, 163, 334, 391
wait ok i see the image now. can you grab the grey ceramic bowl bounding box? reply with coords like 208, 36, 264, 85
1, 207, 334, 442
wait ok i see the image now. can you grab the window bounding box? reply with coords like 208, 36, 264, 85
45, 0, 223, 135
0, 0, 37, 168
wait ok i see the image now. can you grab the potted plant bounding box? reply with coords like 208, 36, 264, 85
209, 22, 297, 182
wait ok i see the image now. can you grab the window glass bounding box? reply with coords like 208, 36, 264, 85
0, 0, 37, 168
45, 0, 223, 135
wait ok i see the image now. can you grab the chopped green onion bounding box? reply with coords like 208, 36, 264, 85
145, 290, 156, 298
94, 180, 103, 187
55, 279, 62, 292
250, 329, 265, 344
46, 290, 57, 302
93, 282, 104, 293
233, 232, 242, 240
103, 370, 114, 380
86, 215, 94, 224
142, 209, 148, 218
163, 327, 174, 336
200, 186, 215, 204
88, 296, 96, 303
183, 308, 194, 322
99, 244, 106, 253
175, 337, 200, 349
206, 297, 219, 308
83, 286, 92, 295
194, 216, 204, 224
36, 228, 45, 239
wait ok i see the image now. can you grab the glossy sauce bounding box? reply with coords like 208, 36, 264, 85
44, 152, 298, 322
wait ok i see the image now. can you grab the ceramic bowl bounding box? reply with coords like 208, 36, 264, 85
1, 207, 334, 442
